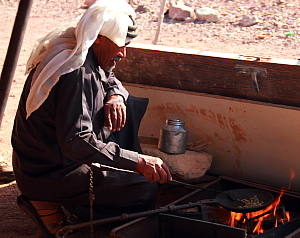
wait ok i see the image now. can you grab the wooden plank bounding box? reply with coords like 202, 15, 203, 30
115, 43, 300, 107
125, 84, 300, 190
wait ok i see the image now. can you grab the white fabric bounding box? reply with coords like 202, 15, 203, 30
25, 0, 136, 118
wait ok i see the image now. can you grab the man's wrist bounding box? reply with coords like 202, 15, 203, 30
108, 94, 125, 102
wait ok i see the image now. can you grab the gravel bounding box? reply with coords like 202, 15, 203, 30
130, 0, 299, 60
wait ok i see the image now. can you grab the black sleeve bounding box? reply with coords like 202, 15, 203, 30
54, 67, 138, 171
101, 71, 129, 102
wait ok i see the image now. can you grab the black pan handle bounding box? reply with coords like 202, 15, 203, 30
92, 163, 238, 200
170, 179, 238, 201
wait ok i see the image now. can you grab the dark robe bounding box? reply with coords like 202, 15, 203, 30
12, 49, 157, 220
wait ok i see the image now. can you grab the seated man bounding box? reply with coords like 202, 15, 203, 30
11, 0, 172, 236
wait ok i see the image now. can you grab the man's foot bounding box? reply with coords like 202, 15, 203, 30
30, 200, 66, 235
17, 195, 65, 237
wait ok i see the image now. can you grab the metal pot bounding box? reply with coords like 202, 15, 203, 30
158, 117, 188, 154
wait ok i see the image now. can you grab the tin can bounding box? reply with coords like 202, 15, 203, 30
158, 117, 188, 154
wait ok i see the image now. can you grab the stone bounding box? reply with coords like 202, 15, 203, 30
276, 0, 285, 4
168, 1, 196, 21
184, 17, 196, 23
135, 5, 150, 13
141, 144, 212, 182
195, 7, 220, 23
83, 0, 96, 7
239, 15, 260, 27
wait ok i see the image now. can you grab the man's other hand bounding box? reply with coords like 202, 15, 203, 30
104, 95, 126, 131
135, 154, 172, 184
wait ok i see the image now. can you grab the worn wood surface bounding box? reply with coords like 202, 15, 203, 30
114, 43, 300, 107
125, 84, 300, 190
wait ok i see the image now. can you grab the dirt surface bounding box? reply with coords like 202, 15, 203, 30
0, 0, 299, 237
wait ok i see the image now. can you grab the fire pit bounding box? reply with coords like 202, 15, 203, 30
110, 175, 300, 238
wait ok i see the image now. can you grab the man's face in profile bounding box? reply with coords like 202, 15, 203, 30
92, 36, 129, 72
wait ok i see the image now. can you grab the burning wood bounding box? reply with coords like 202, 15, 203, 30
229, 190, 291, 235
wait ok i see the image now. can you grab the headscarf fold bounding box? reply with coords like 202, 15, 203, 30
25, 0, 136, 118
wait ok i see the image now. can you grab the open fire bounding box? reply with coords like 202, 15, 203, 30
229, 190, 291, 235
229, 171, 295, 236
110, 174, 300, 238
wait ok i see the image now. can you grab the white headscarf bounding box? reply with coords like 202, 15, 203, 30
25, 0, 136, 118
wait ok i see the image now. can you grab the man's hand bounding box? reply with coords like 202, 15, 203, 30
135, 154, 172, 184
104, 95, 126, 131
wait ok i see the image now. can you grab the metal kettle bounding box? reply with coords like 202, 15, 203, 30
158, 117, 188, 154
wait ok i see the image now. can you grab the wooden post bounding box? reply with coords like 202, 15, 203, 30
0, 0, 33, 127
152, 0, 167, 45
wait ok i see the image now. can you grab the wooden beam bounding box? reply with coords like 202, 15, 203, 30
115, 43, 300, 107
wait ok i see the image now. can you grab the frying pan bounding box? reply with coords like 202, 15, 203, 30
208, 189, 274, 213
170, 180, 274, 213
93, 163, 274, 213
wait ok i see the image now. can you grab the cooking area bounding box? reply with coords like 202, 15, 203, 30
53, 139, 300, 237
1, 1, 300, 237
105, 43, 300, 238
109, 174, 300, 238
1, 42, 300, 238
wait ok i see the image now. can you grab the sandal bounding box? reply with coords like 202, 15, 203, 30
17, 194, 65, 237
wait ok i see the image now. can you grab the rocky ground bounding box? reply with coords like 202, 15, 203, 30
0, 0, 299, 237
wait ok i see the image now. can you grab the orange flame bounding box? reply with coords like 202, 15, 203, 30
229, 190, 291, 234
229, 170, 295, 234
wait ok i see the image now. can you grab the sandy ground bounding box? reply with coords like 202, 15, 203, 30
0, 0, 299, 237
